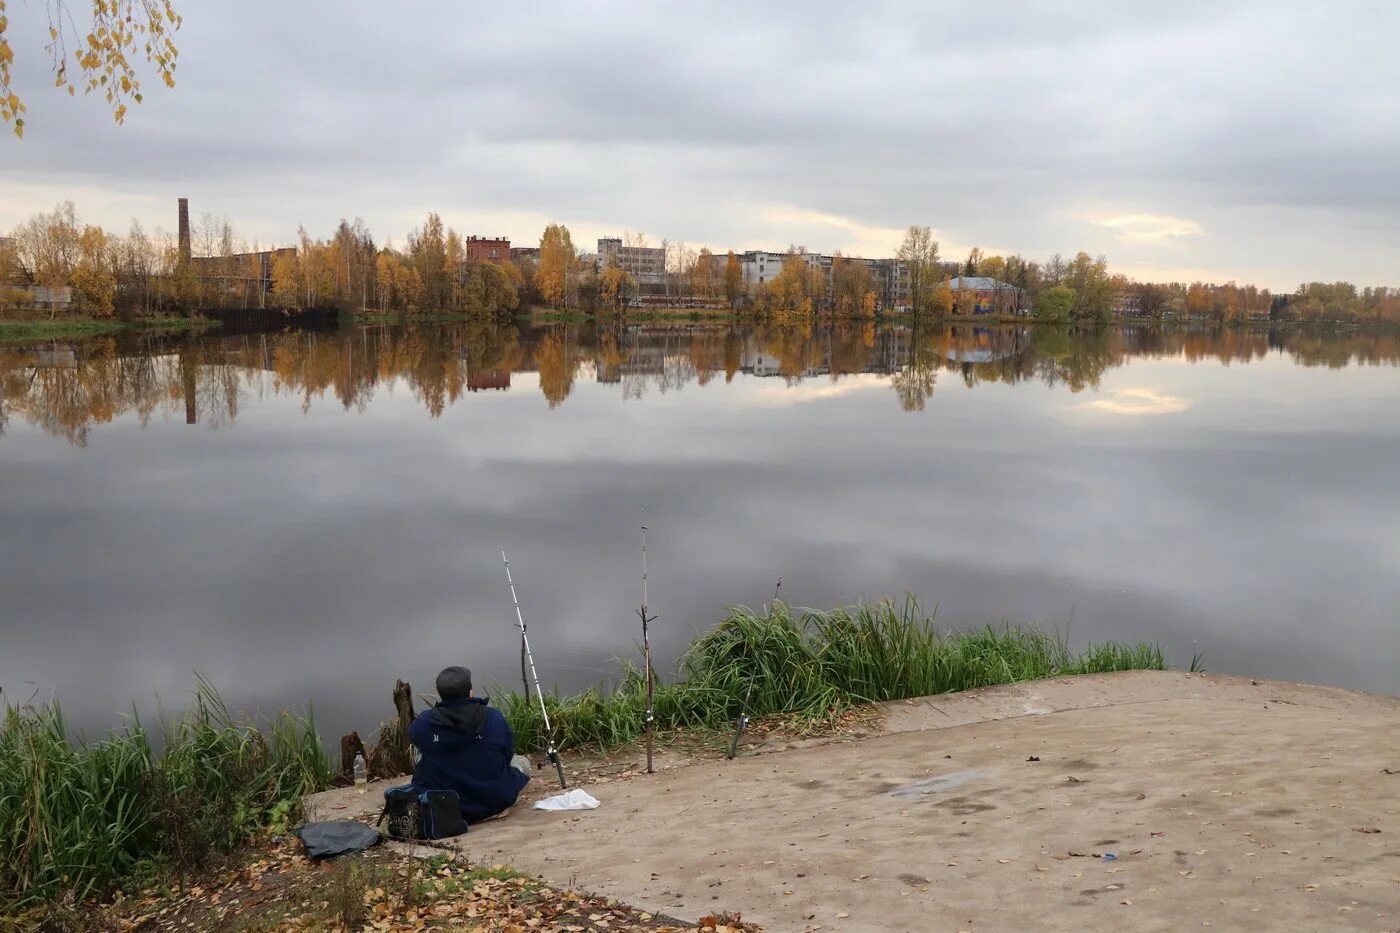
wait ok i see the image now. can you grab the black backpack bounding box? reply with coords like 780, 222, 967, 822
382, 784, 468, 840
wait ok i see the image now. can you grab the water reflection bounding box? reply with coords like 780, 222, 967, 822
4, 323, 1398, 444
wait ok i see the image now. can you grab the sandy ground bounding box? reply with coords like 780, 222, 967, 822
308, 671, 1400, 931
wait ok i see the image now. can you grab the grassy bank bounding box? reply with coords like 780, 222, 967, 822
0, 316, 209, 340
0, 679, 328, 908
499, 598, 1181, 752
1, 598, 1178, 910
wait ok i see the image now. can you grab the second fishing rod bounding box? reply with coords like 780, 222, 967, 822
500, 547, 567, 789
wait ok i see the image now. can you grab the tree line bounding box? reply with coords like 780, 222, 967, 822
4, 203, 1400, 327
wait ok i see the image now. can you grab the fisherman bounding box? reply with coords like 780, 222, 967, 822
409, 665, 531, 823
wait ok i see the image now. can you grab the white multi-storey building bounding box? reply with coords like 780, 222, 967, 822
734, 250, 910, 309
597, 238, 667, 291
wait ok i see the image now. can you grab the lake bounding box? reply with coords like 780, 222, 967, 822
2, 321, 1398, 737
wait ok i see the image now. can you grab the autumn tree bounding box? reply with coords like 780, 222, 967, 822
512, 255, 540, 305
762, 249, 823, 323
664, 239, 696, 301
271, 250, 300, 310
1063, 252, 1113, 323
444, 228, 464, 309
330, 218, 375, 308
462, 260, 519, 315
723, 250, 744, 305
0, 0, 181, 138
831, 255, 872, 315
951, 282, 980, 316
10, 201, 81, 285
897, 225, 942, 316
599, 264, 637, 311
1002, 254, 1039, 312
1035, 284, 1075, 323
69, 224, 115, 316
1131, 281, 1171, 319
977, 254, 1007, 282
0, 231, 18, 283
964, 247, 983, 276
929, 281, 954, 317
297, 227, 337, 308
408, 213, 449, 310
689, 247, 719, 299
535, 224, 574, 308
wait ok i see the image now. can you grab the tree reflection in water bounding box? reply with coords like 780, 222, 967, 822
2, 322, 1397, 445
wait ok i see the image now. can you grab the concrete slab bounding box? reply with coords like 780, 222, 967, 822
308, 671, 1400, 931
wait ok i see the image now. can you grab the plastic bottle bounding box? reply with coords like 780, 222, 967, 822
353, 752, 367, 785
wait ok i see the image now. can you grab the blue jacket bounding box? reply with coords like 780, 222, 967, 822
409, 697, 529, 823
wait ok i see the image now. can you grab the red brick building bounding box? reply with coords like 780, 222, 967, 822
464, 236, 510, 263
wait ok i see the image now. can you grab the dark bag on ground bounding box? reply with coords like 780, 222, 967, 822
382, 784, 468, 840
297, 820, 381, 859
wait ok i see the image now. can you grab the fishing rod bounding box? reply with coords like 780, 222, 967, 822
726, 682, 752, 760
501, 547, 567, 789
638, 509, 656, 774
727, 577, 781, 760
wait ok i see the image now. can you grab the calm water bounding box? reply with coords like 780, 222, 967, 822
3, 322, 1398, 736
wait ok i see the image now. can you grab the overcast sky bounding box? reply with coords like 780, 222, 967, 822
4, 1, 1399, 290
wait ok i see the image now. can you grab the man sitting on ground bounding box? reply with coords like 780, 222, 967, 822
409, 666, 530, 823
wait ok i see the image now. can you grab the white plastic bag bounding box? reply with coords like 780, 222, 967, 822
533, 789, 600, 811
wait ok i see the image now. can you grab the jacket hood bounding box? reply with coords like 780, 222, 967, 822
428, 696, 489, 735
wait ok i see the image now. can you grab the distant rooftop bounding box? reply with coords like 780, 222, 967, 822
946, 276, 1015, 291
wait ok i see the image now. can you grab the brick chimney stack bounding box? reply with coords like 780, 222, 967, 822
177, 197, 191, 266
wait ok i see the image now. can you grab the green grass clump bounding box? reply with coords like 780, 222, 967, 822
0, 677, 330, 908
501, 596, 1175, 750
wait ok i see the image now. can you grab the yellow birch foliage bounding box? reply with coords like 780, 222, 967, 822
1, 0, 181, 138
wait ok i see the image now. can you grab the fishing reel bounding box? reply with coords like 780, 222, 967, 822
546, 747, 567, 788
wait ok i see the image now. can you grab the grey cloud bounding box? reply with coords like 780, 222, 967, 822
4, 1, 1400, 286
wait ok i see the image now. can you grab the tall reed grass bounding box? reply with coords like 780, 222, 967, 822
0, 676, 329, 907
501, 597, 1176, 752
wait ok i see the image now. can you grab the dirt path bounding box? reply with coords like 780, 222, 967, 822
309, 671, 1400, 931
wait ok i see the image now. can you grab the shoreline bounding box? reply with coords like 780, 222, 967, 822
0, 600, 1172, 917
4, 307, 1393, 342
0, 315, 212, 340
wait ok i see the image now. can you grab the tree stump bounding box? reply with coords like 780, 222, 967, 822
337, 730, 367, 786
367, 680, 417, 780
393, 679, 415, 736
